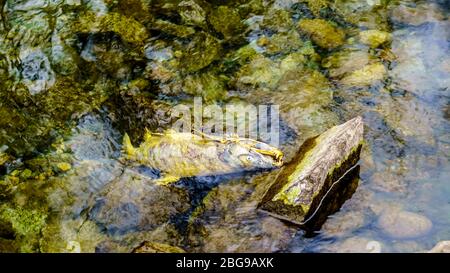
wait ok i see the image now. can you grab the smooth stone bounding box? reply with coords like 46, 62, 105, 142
370, 171, 407, 194
427, 241, 450, 253
322, 211, 365, 237
359, 30, 392, 48
390, 3, 446, 26
323, 237, 383, 253
378, 209, 432, 239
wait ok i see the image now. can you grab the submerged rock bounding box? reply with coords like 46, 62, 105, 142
427, 241, 450, 253
152, 19, 196, 38
259, 117, 364, 227
389, 22, 450, 99
297, 19, 345, 50
178, 0, 207, 28
369, 171, 407, 194
236, 55, 281, 88
321, 211, 366, 238
208, 5, 245, 40
302, 0, 329, 17
340, 63, 386, 87
359, 29, 392, 48
321, 237, 383, 253
89, 168, 190, 235
390, 3, 446, 26
75, 12, 149, 44
378, 209, 433, 239
187, 177, 297, 253
0, 150, 11, 167
257, 30, 303, 55
333, 0, 390, 30
0, 205, 47, 252
322, 50, 372, 78
183, 71, 227, 102
19, 48, 56, 95
262, 8, 294, 33
132, 241, 185, 253
181, 32, 221, 72
375, 92, 439, 147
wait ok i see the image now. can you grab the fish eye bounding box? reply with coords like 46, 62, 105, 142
238, 154, 253, 165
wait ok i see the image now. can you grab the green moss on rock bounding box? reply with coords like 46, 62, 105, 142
75, 12, 149, 44
259, 117, 364, 226
303, 0, 329, 17
132, 241, 186, 253
340, 62, 387, 87
178, 0, 207, 28
152, 19, 196, 38
257, 30, 303, 55
208, 6, 245, 39
181, 32, 221, 72
0, 206, 47, 236
298, 19, 345, 49
359, 29, 392, 48
262, 9, 294, 32
322, 50, 372, 78
183, 72, 227, 102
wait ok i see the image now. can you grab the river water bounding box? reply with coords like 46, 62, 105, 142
0, 0, 449, 253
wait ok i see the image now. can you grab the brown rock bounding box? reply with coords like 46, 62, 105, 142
378, 209, 432, 239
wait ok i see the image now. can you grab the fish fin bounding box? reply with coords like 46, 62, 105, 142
154, 174, 180, 186
122, 133, 136, 158
144, 128, 153, 142
192, 129, 225, 143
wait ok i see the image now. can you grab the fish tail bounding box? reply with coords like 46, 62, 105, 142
122, 133, 136, 159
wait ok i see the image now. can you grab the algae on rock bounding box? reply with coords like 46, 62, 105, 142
132, 241, 186, 253
181, 32, 221, 72
340, 63, 387, 87
298, 19, 345, 50
183, 72, 227, 102
322, 50, 373, 78
359, 29, 392, 48
75, 12, 149, 44
208, 5, 245, 39
259, 117, 364, 226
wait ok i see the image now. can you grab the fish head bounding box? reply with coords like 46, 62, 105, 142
223, 139, 283, 170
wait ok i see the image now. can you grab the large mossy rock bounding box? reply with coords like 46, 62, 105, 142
259, 116, 364, 226
297, 19, 345, 50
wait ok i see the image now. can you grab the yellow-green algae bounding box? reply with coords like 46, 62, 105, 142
153, 19, 196, 38
273, 139, 363, 211
180, 32, 221, 72
74, 12, 149, 44
0, 205, 48, 252
257, 30, 303, 55
183, 71, 227, 102
359, 29, 392, 48
133, 241, 185, 253
298, 19, 345, 50
302, 0, 329, 17
208, 5, 245, 39
340, 62, 387, 87
262, 9, 294, 32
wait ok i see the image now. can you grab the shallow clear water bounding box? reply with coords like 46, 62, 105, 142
0, 0, 449, 253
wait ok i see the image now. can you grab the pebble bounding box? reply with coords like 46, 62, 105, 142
56, 162, 72, 172
378, 209, 432, 239
322, 211, 365, 237
370, 172, 407, 193
323, 237, 383, 253
427, 241, 450, 253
